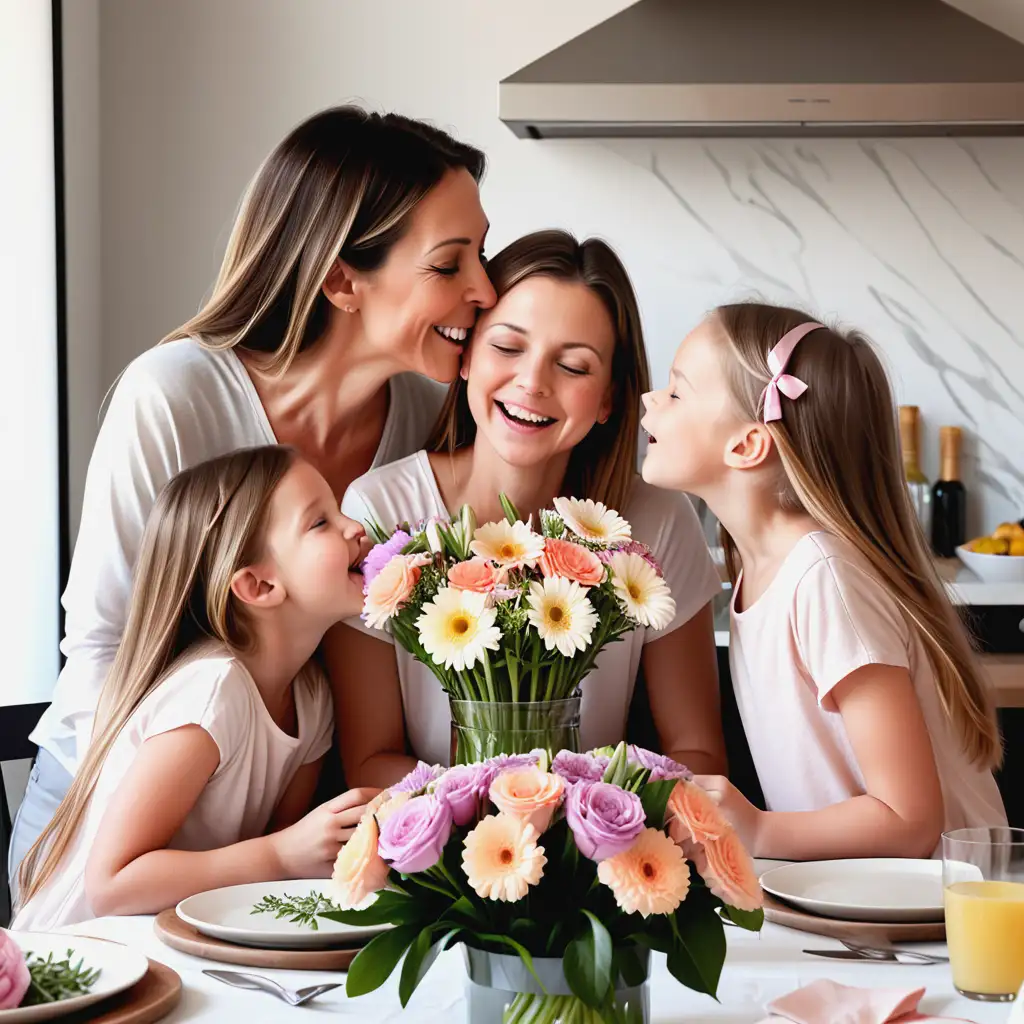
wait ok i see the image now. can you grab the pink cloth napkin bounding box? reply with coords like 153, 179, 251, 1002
756, 979, 979, 1024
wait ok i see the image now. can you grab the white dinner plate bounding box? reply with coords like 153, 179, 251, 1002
176, 879, 389, 949
759, 859, 945, 923
0, 932, 148, 1022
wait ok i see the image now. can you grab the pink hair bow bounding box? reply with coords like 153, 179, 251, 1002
761, 322, 822, 423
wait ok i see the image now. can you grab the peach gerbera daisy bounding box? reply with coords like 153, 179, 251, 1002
462, 814, 547, 901
597, 827, 690, 918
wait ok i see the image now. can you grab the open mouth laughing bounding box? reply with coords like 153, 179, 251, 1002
495, 400, 558, 431
433, 324, 471, 348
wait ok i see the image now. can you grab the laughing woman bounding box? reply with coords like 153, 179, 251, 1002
331, 230, 725, 786
9, 106, 496, 899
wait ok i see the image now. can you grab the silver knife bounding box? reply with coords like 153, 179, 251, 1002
803, 949, 942, 965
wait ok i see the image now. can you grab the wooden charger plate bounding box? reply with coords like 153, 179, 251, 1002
60, 959, 181, 1024
762, 892, 945, 942
154, 909, 359, 971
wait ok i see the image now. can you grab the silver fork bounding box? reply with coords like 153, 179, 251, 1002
839, 939, 949, 964
202, 969, 342, 1006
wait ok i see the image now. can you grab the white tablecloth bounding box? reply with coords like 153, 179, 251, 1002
60, 913, 1011, 1023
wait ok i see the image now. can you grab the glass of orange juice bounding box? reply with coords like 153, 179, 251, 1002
943, 827, 1024, 1002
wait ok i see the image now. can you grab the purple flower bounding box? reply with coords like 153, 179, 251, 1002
392, 761, 444, 794
627, 746, 692, 782
433, 764, 487, 826
491, 585, 520, 603
552, 751, 609, 786
378, 793, 453, 874
477, 750, 544, 792
361, 531, 412, 591
598, 541, 663, 575
566, 781, 646, 862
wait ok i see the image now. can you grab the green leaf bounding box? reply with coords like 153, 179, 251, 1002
563, 910, 613, 1008
476, 934, 545, 993
320, 890, 420, 927
664, 903, 726, 998
398, 925, 455, 1008
498, 492, 522, 525
639, 779, 677, 829
345, 923, 421, 997
721, 905, 765, 932
628, 931, 671, 955
614, 946, 649, 988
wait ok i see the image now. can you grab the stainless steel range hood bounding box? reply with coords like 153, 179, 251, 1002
499, 0, 1024, 138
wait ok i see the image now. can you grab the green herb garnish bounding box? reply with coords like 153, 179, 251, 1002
251, 891, 339, 931
22, 949, 101, 1005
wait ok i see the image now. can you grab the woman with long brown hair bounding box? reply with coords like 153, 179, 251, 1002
331, 230, 726, 786
15, 447, 375, 928
11, 105, 495, 899
641, 302, 1005, 859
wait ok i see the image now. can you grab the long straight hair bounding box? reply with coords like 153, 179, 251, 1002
428, 230, 650, 512
714, 302, 1000, 769
18, 446, 297, 906
164, 106, 485, 375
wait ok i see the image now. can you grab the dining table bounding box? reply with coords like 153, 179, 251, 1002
58, 902, 1013, 1023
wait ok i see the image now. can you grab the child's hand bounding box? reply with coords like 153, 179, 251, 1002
693, 775, 763, 855
271, 787, 381, 878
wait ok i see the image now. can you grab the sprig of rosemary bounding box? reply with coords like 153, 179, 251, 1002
22, 949, 101, 1006
251, 891, 339, 931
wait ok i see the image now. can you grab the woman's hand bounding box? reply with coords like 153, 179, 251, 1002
270, 787, 381, 878
693, 775, 764, 854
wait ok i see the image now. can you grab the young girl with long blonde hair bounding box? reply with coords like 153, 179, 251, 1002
641, 302, 1005, 860
14, 446, 376, 929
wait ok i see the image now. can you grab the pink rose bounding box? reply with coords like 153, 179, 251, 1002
489, 766, 565, 836
539, 538, 605, 587
0, 929, 29, 1010
698, 829, 763, 912
331, 809, 390, 909
363, 553, 430, 629
667, 780, 729, 845
447, 558, 504, 594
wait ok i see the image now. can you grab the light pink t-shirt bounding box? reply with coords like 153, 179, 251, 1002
729, 532, 1006, 839
13, 644, 333, 931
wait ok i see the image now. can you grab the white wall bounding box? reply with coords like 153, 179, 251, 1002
82, 0, 1024, 538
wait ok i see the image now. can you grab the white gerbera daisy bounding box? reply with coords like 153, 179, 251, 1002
608, 552, 676, 630
526, 576, 598, 657
416, 587, 501, 671
553, 497, 631, 546
470, 519, 545, 569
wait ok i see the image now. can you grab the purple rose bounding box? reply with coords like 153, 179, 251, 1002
378, 793, 452, 874
392, 761, 444, 794
362, 530, 412, 591
627, 746, 692, 782
552, 751, 609, 786
566, 781, 646, 862
434, 764, 487, 826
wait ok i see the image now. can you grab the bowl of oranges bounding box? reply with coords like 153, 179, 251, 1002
956, 521, 1024, 583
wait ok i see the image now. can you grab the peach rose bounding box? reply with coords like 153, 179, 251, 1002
363, 554, 430, 629
698, 829, 763, 912
667, 779, 729, 846
331, 811, 391, 910
539, 538, 606, 587
488, 766, 565, 836
448, 558, 504, 594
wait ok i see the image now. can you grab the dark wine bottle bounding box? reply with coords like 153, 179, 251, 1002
931, 426, 966, 558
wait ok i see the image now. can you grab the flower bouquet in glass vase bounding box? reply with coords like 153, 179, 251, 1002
321, 743, 763, 1024
359, 495, 675, 763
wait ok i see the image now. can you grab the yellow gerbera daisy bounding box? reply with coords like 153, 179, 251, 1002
462, 814, 546, 901
553, 497, 631, 546
470, 519, 545, 570
608, 551, 676, 630
526, 576, 598, 657
415, 587, 501, 671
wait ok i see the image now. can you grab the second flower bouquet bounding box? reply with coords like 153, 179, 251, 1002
359, 495, 676, 761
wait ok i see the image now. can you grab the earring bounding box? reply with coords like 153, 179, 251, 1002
344, 305, 355, 314
460, 366, 469, 381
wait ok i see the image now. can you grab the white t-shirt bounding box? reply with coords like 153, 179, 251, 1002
31, 338, 446, 772
729, 531, 1006, 841
14, 644, 333, 931
340, 451, 722, 766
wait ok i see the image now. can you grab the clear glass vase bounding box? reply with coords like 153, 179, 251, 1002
449, 694, 581, 764
463, 946, 650, 1024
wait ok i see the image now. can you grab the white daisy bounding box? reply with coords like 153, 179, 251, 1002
526, 576, 598, 657
608, 552, 676, 630
470, 519, 545, 570
553, 497, 631, 547
416, 587, 502, 671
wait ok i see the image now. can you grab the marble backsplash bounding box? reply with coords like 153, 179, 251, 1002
521, 137, 1024, 535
